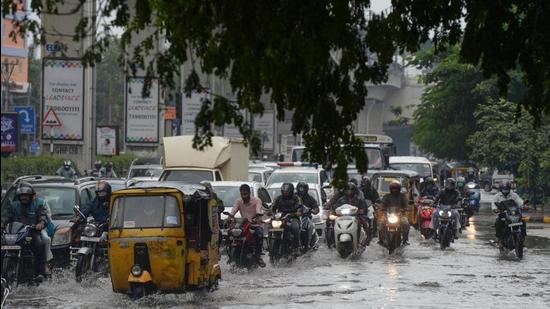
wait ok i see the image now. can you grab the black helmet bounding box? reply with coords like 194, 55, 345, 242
361, 176, 371, 187
424, 177, 435, 185
296, 182, 309, 197
281, 182, 294, 198
16, 181, 36, 197
94, 160, 102, 170
95, 181, 112, 201
106, 161, 113, 170
345, 182, 358, 197
64, 160, 71, 169
499, 181, 511, 195
445, 178, 456, 190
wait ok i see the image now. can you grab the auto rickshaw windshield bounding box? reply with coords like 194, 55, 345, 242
110, 194, 181, 229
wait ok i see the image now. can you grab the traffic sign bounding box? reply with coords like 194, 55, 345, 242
42, 107, 62, 127
15, 106, 35, 134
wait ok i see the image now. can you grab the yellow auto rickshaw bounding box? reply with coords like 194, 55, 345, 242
108, 182, 221, 298
371, 170, 421, 227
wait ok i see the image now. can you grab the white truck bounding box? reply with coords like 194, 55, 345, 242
159, 136, 249, 183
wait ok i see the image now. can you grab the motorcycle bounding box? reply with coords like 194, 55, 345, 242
496, 200, 525, 259
300, 207, 319, 253
333, 204, 366, 258
437, 204, 455, 250
72, 206, 108, 282
418, 196, 435, 239
380, 207, 403, 254
224, 212, 261, 269
266, 212, 299, 264
324, 210, 337, 249
1, 222, 40, 287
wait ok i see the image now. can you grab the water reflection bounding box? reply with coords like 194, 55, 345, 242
387, 263, 399, 279
466, 218, 477, 240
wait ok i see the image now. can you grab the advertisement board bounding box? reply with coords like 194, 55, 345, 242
1, 113, 18, 153
125, 77, 159, 143
42, 58, 84, 140
97, 126, 118, 156
181, 91, 208, 135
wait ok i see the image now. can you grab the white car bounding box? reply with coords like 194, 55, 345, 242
266, 165, 331, 190
267, 182, 326, 234
248, 167, 274, 185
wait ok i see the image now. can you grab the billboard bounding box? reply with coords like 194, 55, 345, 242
125, 77, 159, 143
42, 58, 84, 140
254, 111, 274, 150
181, 91, 208, 135
97, 126, 118, 156
1, 113, 18, 153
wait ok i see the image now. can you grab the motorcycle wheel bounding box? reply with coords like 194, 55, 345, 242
269, 238, 280, 264
1, 256, 18, 286
439, 227, 449, 250
325, 229, 335, 249
337, 242, 353, 259
513, 233, 524, 259
75, 254, 91, 282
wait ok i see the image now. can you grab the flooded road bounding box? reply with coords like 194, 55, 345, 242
4, 202, 550, 308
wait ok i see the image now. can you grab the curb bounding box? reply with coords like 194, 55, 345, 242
523, 215, 550, 224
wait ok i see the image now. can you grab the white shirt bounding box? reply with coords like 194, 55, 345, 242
492, 192, 523, 212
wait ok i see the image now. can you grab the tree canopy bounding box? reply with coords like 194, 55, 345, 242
3, 0, 549, 180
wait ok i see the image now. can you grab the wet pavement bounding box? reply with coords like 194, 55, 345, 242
4, 201, 550, 309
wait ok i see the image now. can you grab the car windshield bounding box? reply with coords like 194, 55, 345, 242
211, 186, 246, 208
292, 148, 307, 162
248, 172, 262, 183
376, 177, 408, 193
129, 167, 163, 178
34, 187, 76, 218
390, 163, 431, 177
268, 172, 318, 185
110, 195, 180, 228
268, 188, 319, 204
162, 170, 213, 182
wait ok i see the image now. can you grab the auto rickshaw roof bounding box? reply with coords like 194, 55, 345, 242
117, 181, 210, 197
370, 170, 420, 179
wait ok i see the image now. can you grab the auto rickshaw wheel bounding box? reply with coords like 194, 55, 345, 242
129, 283, 147, 299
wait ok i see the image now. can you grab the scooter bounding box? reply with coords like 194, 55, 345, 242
333, 204, 366, 258
418, 197, 435, 239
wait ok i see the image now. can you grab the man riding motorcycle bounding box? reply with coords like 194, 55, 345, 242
1, 182, 48, 280
419, 177, 439, 197
77, 181, 111, 228
334, 183, 371, 246
56, 160, 77, 179
228, 184, 266, 267
431, 178, 461, 238
492, 181, 526, 248
271, 183, 302, 256
456, 176, 467, 198
99, 161, 118, 178
296, 182, 319, 215
378, 182, 410, 246
88, 160, 103, 177
360, 176, 380, 204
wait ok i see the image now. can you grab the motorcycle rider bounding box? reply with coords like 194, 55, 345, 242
88, 160, 102, 177
296, 182, 319, 249
492, 181, 526, 247
77, 181, 111, 228
1, 182, 48, 280
378, 181, 411, 246
360, 176, 380, 204
334, 183, 371, 246
271, 183, 302, 256
431, 178, 461, 238
56, 160, 77, 179
228, 184, 266, 267
419, 177, 439, 198
456, 176, 467, 198
99, 162, 118, 178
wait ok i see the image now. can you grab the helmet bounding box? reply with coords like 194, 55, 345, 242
456, 176, 466, 187
94, 160, 102, 170
95, 181, 112, 201
106, 161, 113, 170
499, 181, 511, 196
389, 181, 401, 194
63, 160, 71, 169
281, 183, 294, 198
424, 177, 435, 185
16, 181, 36, 197
296, 182, 309, 197
349, 178, 359, 186
445, 178, 456, 190
345, 182, 358, 197
361, 176, 371, 187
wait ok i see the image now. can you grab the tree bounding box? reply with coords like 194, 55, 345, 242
3, 0, 549, 181
410, 46, 484, 160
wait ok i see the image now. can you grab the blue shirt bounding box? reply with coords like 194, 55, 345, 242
80, 197, 109, 224
2, 198, 48, 227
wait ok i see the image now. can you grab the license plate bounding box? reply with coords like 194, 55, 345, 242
388, 228, 398, 231
270, 228, 283, 232
508, 222, 522, 227
80, 236, 100, 242
1, 245, 21, 250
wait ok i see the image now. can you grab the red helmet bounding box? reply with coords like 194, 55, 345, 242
389, 181, 401, 193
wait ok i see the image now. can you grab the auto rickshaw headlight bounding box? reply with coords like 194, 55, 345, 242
230, 228, 242, 237
83, 224, 98, 237
131, 264, 142, 277
272, 220, 283, 229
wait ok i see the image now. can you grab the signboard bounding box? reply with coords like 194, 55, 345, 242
125, 77, 159, 143
15, 106, 35, 134
1, 113, 18, 153
254, 111, 274, 150
181, 91, 207, 135
164, 106, 176, 120
42, 58, 84, 140
97, 126, 118, 156
42, 106, 62, 127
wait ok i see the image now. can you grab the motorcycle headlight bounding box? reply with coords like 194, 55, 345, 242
230, 228, 242, 237
329, 214, 337, 221
131, 264, 142, 277
52, 227, 72, 246
447, 211, 452, 217
83, 224, 98, 237
272, 220, 283, 229
387, 214, 399, 224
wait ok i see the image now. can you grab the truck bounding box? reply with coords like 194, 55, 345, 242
159, 136, 249, 183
